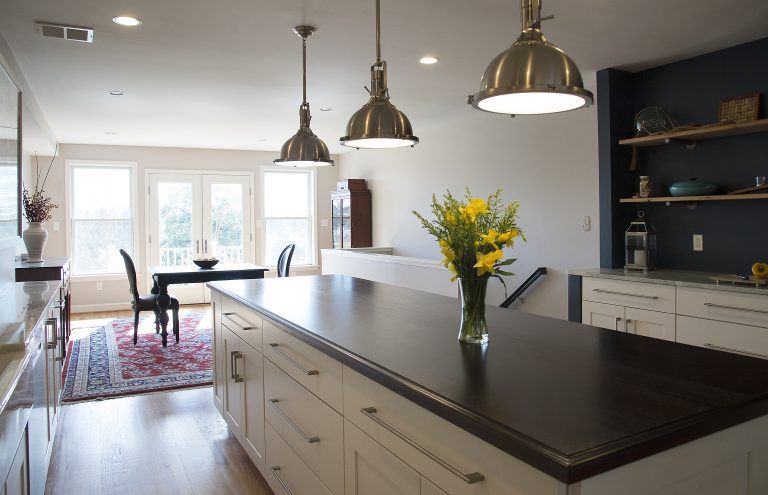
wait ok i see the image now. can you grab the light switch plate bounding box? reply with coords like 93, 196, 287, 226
693, 234, 703, 251
320, 218, 329, 227
582, 216, 591, 231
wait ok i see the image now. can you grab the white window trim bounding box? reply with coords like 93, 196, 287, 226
260, 165, 317, 267
65, 160, 139, 278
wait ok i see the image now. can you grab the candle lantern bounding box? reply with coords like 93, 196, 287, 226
624, 212, 656, 274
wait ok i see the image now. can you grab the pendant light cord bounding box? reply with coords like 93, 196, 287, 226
375, 0, 381, 63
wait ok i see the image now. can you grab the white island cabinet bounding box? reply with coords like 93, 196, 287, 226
210, 275, 768, 495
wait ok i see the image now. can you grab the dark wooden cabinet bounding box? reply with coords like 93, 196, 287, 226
15, 257, 71, 351
331, 189, 371, 248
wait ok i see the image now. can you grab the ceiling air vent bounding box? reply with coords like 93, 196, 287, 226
35, 21, 94, 43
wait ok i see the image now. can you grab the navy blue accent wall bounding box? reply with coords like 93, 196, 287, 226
598, 38, 768, 274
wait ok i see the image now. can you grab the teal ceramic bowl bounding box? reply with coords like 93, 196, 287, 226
668, 179, 717, 197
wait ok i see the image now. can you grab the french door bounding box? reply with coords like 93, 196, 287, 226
147, 172, 253, 303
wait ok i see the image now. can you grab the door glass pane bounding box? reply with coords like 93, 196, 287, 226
265, 219, 309, 265
158, 182, 194, 266
209, 183, 244, 263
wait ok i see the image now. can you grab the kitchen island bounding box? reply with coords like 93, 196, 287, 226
209, 275, 768, 494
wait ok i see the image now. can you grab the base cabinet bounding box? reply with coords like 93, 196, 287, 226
4, 430, 28, 495
211, 292, 225, 414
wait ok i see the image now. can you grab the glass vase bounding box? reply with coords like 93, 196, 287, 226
458, 276, 489, 344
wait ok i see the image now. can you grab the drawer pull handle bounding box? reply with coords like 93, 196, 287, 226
46, 318, 58, 350
230, 351, 243, 383
703, 343, 768, 360
223, 312, 256, 330
703, 302, 768, 315
269, 466, 294, 495
360, 407, 484, 484
593, 289, 659, 300
268, 399, 320, 443
268, 343, 319, 376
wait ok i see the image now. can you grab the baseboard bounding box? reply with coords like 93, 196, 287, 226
72, 302, 131, 313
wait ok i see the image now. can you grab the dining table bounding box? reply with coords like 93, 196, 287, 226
148, 263, 268, 346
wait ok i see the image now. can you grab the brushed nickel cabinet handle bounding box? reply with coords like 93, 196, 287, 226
230, 351, 243, 383
223, 312, 256, 331
360, 407, 484, 484
593, 289, 659, 300
703, 343, 768, 360
703, 302, 768, 315
46, 318, 58, 350
267, 343, 319, 375
269, 466, 294, 495
268, 399, 319, 443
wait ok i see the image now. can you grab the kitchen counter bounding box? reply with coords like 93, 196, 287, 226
569, 268, 768, 295
0, 281, 59, 415
209, 275, 768, 484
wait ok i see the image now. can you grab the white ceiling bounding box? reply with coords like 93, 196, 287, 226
1, 0, 767, 154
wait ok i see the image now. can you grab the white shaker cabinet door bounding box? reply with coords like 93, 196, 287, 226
625, 307, 676, 341
240, 341, 266, 471
345, 420, 420, 495
222, 325, 244, 436
582, 301, 625, 331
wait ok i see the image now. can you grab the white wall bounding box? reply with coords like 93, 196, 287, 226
38, 143, 338, 311
337, 108, 600, 320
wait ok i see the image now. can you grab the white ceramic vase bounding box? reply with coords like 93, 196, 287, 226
23, 222, 48, 263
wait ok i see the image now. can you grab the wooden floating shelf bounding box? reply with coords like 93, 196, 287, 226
619, 119, 768, 147
620, 193, 768, 203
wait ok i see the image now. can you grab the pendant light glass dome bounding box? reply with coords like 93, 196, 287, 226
468, 0, 593, 115
275, 26, 334, 167
340, 0, 418, 149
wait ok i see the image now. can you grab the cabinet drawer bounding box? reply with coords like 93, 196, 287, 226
677, 287, 768, 329
583, 278, 675, 313
264, 359, 343, 495
222, 298, 263, 352
676, 316, 768, 360
266, 422, 333, 495
263, 319, 343, 412
343, 366, 561, 495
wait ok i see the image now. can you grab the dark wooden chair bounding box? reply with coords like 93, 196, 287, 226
277, 244, 295, 277
119, 249, 180, 344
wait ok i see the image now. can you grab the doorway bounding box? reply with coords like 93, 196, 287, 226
147, 172, 253, 303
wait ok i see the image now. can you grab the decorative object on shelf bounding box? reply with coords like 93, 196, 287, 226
638, 175, 652, 198
635, 107, 677, 136
758, 176, 767, 187
669, 178, 717, 197
193, 258, 219, 269
718, 93, 760, 124
340, 0, 418, 149
331, 180, 372, 248
467, 0, 592, 115
624, 211, 656, 274
413, 189, 524, 344
274, 25, 334, 167
22, 152, 59, 263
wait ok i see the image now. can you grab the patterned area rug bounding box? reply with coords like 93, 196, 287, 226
62, 310, 212, 403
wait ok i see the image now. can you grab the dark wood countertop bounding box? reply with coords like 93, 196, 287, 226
209, 275, 768, 483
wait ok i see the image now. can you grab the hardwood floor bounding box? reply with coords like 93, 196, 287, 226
71, 303, 211, 322
50, 306, 273, 495
45, 387, 273, 495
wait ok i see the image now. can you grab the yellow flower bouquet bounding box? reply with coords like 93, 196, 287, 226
413, 188, 523, 343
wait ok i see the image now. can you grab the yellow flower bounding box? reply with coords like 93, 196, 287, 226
447, 262, 459, 282
445, 212, 456, 224
473, 249, 504, 276
480, 229, 500, 248
497, 229, 519, 247
460, 198, 489, 221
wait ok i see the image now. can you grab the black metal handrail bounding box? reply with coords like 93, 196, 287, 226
499, 267, 547, 308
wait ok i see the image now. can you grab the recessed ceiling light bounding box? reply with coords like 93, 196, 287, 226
319, 107, 333, 112
108, 90, 124, 96
112, 16, 142, 26
105, 131, 117, 135
419, 56, 439, 65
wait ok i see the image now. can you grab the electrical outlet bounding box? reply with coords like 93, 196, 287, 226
693, 234, 703, 252
582, 216, 591, 231
53, 221, 60, 231
320, 218, 329, 227
96, 282, 103, 291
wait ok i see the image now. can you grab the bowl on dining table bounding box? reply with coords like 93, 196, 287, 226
193, 258, 219, 269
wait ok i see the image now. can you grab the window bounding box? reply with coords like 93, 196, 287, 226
68, 162, 136, 275
263, 168, 314, 266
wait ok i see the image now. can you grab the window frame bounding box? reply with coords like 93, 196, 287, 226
65, 160, 139, 278
260, 166, 317, 268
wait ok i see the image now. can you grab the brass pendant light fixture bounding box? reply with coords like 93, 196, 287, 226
467, 0, 593, 115
340, 0, 418, 149
274, 25, 334, 167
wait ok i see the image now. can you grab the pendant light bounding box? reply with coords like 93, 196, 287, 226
467, 0, 593, 115
274, 26, 334, 167
340, 0, 418, 149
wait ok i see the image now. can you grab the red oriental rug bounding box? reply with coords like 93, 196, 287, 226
62, 310, 212, 403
